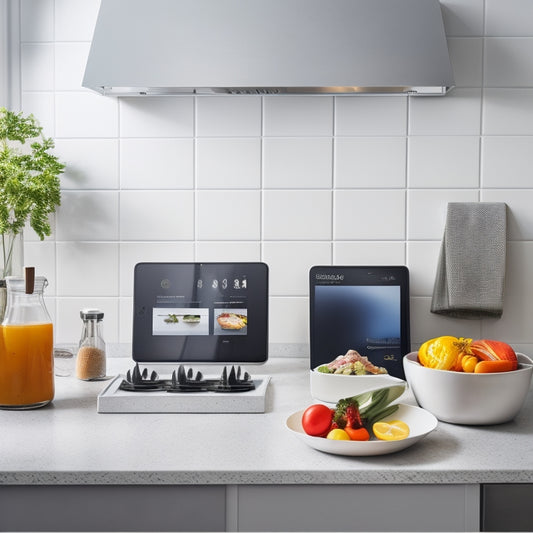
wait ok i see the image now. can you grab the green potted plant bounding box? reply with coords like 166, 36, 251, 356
0, 107, 64, 319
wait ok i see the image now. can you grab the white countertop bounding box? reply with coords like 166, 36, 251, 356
1, 356, 533, 486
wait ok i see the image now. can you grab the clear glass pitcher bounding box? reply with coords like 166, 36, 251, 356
0, 267, 54, 409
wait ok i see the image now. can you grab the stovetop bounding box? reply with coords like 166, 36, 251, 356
97, 363, 271, 413
119, 363, 256, 393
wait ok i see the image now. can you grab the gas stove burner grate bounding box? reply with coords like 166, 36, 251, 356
119, 363, 256, 393
119, 364, 161, 391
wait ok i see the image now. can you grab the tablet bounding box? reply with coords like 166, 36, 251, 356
309, 266, 410, 379
132, 262, 268, 364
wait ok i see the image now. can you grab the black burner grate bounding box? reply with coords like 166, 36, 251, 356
119, 363, 255, 393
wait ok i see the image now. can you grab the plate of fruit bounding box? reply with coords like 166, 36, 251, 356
286, 385, 437, 456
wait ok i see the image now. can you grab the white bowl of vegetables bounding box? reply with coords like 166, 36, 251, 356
311, 350, 406, 403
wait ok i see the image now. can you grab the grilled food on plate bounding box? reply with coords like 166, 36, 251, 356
217, 313, 247, 330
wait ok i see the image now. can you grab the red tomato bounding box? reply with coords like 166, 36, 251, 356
301, 404, 334, 437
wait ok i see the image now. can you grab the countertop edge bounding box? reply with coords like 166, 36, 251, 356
2, 470, 532, 486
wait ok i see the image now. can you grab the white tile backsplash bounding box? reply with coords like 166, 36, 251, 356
485, 38, 533, 87
483, 89, 533, 134
262, 242, 332, 296
120, 191, 195, 241
56, 91, 118, 138
119, 242, 195, 296
406, 241, 442, 297
197, 190, 261, 240
481, 189, 533, 240
21, 0, 54, 42
56, 242, 119, 297
480, 242, 533, 342
482, 137, 533, 188
263, 138, 333, 189
54, 42, 91, 91
24, 241, 57, 295
57, 191, 119, 241
335, 137, 406, 188
407, 189, 479, 240
55, 297, 119, 345
120, 139, 194, 189
196, 96, 262, 137
263, 190, 332, 240
408, 136, 480, 188
268, 297, 309, 344
21, 43, 54, 91
196, 138, 261, 189
263, 96, 333, 136
20, 92, 55, 136
333, 242, 405, 266
334, 190, 406, 240
55, 139, 119, 190
335, 97, 407, 136
15, 0, 533, 349
120, 97, 194, 137
485, 0, 533, 36
195, 242, 261, 262
54, 0, 100, 42
409, 88, 481, 135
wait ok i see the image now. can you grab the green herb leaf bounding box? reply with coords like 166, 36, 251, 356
0, 107, 65, 275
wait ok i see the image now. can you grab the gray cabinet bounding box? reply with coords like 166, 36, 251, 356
0, 485, 226, 532
0, 483, 483, 532
236, 484, 480, 532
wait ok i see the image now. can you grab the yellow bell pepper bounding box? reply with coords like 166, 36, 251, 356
418, 336, 471, 371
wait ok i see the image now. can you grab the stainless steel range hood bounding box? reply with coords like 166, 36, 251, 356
82, 0, 454, 97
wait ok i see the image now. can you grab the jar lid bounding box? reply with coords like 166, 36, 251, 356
5, 275, 48, 291
80, 308, 104, 320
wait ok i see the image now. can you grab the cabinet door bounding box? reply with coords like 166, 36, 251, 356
238, 484, 479, 532
0, 485, 225, 532
482, 484, 533, 532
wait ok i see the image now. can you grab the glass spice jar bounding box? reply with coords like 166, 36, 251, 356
0, 267, 54, 409
76, 308, 106, 380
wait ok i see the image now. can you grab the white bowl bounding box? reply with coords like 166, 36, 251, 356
310, 368, 405, 403
286, 404, 438, 456
403, 352, 533, 425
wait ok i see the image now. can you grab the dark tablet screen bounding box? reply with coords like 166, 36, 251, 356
132, 262, 268, 363
309, 266, 410, 379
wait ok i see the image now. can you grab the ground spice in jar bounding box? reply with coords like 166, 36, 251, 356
76, 346, 106, 380
76, 308, 106, 381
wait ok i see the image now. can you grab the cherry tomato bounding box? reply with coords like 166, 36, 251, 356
301, 404, 333, 437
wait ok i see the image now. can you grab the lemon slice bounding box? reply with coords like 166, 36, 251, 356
373, 420, 410, 441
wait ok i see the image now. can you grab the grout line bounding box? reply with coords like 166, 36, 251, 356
478, 0, 487, 200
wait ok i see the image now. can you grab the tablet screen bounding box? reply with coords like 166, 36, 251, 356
132, 262, 268, 363
309, 266, 410, 379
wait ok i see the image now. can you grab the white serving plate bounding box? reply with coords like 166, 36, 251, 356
310, 367, 406, 403
286, 403, 437, 456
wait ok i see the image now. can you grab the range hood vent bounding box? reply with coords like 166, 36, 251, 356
83, 0, 454, 97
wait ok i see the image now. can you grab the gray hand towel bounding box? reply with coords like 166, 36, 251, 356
431, 202, 507, 319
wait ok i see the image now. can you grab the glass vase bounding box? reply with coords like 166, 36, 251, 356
1, 231, 24, 322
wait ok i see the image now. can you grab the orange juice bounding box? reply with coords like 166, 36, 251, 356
0, 323, 54, 408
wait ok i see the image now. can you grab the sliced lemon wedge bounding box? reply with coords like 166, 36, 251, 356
372, 420, 410, 441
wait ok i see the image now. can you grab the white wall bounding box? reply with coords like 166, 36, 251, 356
9, 0, 533, 354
